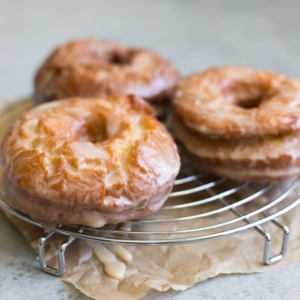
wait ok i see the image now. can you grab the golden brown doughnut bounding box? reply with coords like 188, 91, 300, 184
1, 96, 180, 227
173, 66, 300, 181
34, 39, 179, 117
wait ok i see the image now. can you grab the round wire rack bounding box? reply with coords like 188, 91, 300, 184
0, 98, 300, 276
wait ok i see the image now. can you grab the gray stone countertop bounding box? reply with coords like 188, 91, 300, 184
1, 0, 300, 299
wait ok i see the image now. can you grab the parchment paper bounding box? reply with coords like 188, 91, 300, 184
1, 99, 300, 300
3, 193, 300, 300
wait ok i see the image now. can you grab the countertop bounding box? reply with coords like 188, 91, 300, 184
1, 0, 300, 299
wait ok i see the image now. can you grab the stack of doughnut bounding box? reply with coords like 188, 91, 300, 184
3, 38, 300, 228
0, 39, 181, 227
173, 66, 300, 181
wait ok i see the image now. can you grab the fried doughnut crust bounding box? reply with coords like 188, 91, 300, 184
1, 96, 180, 227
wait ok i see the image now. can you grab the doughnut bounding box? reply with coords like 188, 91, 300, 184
1, 95, 180, 227
34, 39, 179, 118
173, 66, 300, 181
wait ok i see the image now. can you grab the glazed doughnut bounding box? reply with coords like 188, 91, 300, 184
34, 39, 179, 117
173, 66, 300, 181
1, 95, 180, 227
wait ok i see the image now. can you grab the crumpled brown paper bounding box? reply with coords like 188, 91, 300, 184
3, 197, 300, 300
1, 99, 300, 300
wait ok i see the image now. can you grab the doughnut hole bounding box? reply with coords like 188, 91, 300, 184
80, 48, 135, 66
82, 115, 129, 143
37, 110, 120, 144
76, 113, 129, 144
82, 118, 108, 143
109, 50, 135, 65
221, 80, 277, 109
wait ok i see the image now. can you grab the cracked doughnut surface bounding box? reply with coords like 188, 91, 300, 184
34, 39, 179, 106
173, 66, 300, 181
1, 96, 180, 227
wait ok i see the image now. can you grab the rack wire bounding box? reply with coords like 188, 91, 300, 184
0, 99, 300, 276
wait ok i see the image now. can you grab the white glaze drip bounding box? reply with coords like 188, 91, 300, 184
105, 168, 129, 186
23, 119, 39, 136
112, 245, 132, 262
69, 141, 110, 160
86, 242, 127, 280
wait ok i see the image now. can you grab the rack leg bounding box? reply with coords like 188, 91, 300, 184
38, 230, 75, 276
255, 218, 290, 265
216, 193, 290, 265
180, 167, 292, 266
222, 199, 290, 265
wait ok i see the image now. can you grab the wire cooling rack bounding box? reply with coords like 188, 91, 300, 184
0, 99, 300, 276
